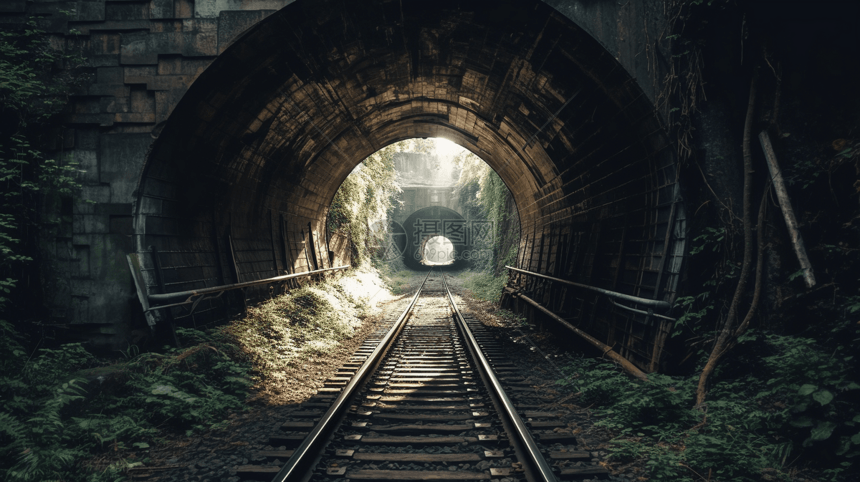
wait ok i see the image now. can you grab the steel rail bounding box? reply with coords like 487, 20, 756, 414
271, 269, 433, 482
147, 265, 350, 304
505, 265, 672, 310
443, 275, 559, 482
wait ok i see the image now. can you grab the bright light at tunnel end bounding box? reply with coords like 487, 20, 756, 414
422, 235, 455, 266
431, 137, 467, 159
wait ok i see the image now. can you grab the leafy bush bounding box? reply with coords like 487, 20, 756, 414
0, 329, 250, 481
756, 332, 860, 475
557, 336, 859, 482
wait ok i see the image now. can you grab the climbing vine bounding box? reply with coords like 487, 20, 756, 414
0, 16, 87, 324
454, 152, 519, 274
326, 143, 401, 266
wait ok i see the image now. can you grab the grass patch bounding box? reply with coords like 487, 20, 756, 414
375, 261, 414, 295
0, 270, 381, 481
461, 270, 507, 302
220, 276, 366, 384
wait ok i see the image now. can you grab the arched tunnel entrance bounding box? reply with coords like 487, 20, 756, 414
133, 0, 685, 371
402, 206, 469, 270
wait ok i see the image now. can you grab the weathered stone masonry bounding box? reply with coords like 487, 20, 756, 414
3, 0, 687, 371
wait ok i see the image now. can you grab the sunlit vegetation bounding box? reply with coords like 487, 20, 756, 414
327, 141, 410, 267
0, 268, 388, 481
221, 275, 371, 385
454, 147, 519, 300
459, 270, 508, 303
376, 263, 415, 295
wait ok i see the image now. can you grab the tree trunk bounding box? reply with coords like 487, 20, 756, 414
695, 73, 757, 406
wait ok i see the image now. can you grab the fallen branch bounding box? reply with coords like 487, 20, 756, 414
512, 291, 649, 381
758, 130, 816, 288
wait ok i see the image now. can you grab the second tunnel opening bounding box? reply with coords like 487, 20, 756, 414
327, 138, 521, 272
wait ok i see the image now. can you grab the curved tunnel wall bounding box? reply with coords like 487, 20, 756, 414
133, 0, 685, 371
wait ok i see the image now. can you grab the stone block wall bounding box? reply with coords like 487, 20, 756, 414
0, 1, 296, 341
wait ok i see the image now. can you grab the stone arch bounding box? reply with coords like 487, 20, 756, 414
402, 206, 469, 269
132, 0, 685, 370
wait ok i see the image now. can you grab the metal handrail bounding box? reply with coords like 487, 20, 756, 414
271, 269, 434, 482
505, 265, 672, 310
148, 265, 350, 303
443, 276, 559, 482
608, 297, 676, 321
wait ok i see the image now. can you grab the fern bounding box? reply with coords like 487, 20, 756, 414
2, 379, 87, 481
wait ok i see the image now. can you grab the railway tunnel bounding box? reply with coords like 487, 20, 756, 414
402, 206, 469, 270
132, 0, 686, 372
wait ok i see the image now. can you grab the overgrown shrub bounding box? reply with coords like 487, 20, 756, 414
327, 144, 400, 266
453, 154, 519, 274
557, 333, 860, 482
0, 329, 250, 481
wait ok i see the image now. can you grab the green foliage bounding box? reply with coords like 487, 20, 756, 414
454, 152, 518, 273
0, 18, 83, 123
756, 332, 860, 464
462, 270, 508, 302
672, 293, 714, 338
495, 308, 527, 327
327, 143, 401, 267
0, 266, 383, 481
0, 331, 250, 481
1, 16, 87, 320
689, 226, 725, 255
220, 276, 364, 382
375, 262, 413, 295
784, 155, 822, 190
557, 326, 860, 482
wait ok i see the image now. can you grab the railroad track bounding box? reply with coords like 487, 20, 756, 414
236, 271, 609, 482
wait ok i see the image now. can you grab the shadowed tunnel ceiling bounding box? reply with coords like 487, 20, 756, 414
135, 0, 685, 370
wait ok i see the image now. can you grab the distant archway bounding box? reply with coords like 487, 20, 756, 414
402, 207, 469, 270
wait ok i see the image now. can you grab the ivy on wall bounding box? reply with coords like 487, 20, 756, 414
326, 142, 401, 266
453, 151, 519, 274
0, 15, 87, 325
